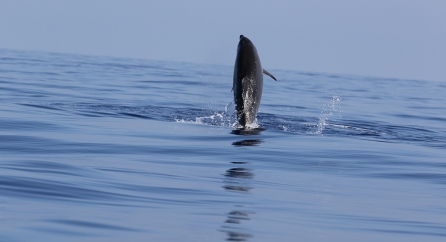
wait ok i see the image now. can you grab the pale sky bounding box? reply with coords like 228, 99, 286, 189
1, 0, 445, 81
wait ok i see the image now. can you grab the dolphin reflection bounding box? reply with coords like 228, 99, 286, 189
222, 167, 254, 192
221, 162, 255, 241
232, 139, 263, 147
221, 210, 254, 241
231, 128, 265, 136
231, 128, 264, 147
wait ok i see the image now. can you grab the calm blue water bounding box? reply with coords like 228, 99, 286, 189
1, 48, 446, 241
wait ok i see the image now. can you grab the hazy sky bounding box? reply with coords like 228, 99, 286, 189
1, 1, 445, 81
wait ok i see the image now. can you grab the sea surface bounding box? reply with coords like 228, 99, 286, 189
1, 48, 446, 241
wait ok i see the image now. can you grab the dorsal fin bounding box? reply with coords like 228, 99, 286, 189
263, 69, 277, 81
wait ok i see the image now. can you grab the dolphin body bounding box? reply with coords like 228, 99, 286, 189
233, 35, 277, 128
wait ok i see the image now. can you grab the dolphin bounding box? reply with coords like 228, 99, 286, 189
233, 35, 277, 128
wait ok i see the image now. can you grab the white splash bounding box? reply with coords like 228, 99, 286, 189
174, 102, 238, 128
244, 121, 260, 129
281, 125, 290, 132
313, 95, 342, 135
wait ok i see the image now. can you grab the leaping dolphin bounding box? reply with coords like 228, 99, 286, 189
233, 35, 277, 128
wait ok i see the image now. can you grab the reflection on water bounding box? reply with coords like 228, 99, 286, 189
230, 128, 265, 136
224, 167, 253, 179
221, 131, 260, 241
231, 128, 264, 147
222, 167, 254, 192
221, 163, 254, 241
232, 140, 263, 146
222, 210, 253, 241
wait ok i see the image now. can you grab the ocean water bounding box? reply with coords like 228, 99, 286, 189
1, 48, 446, 241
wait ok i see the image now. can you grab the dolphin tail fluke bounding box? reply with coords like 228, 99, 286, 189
263, 69, 277, 81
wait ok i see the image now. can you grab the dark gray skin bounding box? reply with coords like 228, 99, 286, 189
233, 35, 277, 128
